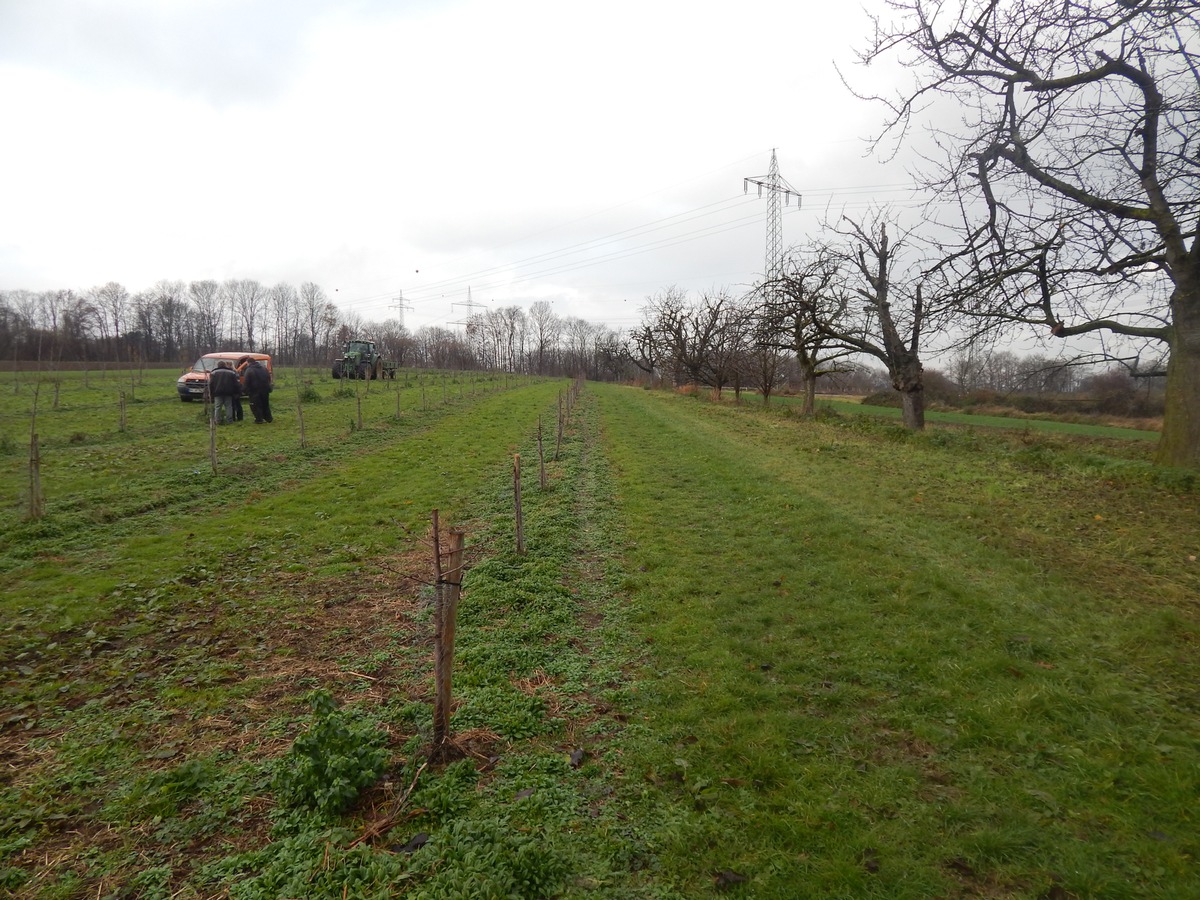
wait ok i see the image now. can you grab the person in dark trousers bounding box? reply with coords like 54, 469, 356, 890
241, 357, 273, 423
208, 361, 240, 425
232, 374, 245, 422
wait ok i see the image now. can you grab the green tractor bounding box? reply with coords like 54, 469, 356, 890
331, 339, 395, 380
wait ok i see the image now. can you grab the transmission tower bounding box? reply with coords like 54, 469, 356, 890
450, 286, 486, 326
744, 149, 801, 284
390, 291, 414, 330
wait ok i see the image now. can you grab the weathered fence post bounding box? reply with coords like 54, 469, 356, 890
28, 432, 44, 520
432, 511, 467, 760
555, 392, 564, 461
209, 419, 218, 474
513, 454, 525, 554
296, 394, 307, 449
537, 417, 547, 490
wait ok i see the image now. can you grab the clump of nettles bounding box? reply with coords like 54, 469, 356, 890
272, 690, 390, 818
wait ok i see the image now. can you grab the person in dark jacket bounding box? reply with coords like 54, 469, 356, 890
241, 357, 273, 423
208, 361, 240, 425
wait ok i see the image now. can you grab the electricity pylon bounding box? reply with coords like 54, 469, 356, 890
391, 291, 413, 330
744, 149, 801, 285
450, 286, 486, 326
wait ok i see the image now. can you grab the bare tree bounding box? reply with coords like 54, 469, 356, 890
498, 305, 527, 373
697, 290, 752, 399
189, 280, 224, 350
764, 250, 857, 414
152, 280, 188, 362
92, 282, 129, 356
797, 214, 938, 430
268, 282, 300, 361
226, 279, 268, 351
625, 287, 688, 380
856, 0, 1200, 465
298, 281, 338, 364
527, 300, 561, 374
561, 316, 597, 377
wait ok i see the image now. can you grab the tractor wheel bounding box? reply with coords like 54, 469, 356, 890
358, 363, 371, 380
332, 365, 342, 379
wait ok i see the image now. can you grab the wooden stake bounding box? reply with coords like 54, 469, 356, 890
209, 418, 218, 474
28, 432, 43, 520
431, 511, 467, 759
555, 393, 564, 461
297, 396, 307, 448
513, 453, 525, 554
537, 417, 547, 489
119, 391, 127, 433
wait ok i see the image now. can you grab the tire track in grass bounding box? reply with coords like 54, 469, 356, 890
593, 383, 1199, 899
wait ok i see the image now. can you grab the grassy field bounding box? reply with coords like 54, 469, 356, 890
778, 395, 1163, 441
1, 372, 1197, 898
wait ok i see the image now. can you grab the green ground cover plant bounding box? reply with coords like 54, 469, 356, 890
1, 370, 1196, 898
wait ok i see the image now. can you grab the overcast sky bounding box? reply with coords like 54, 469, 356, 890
0, 0, 921, 334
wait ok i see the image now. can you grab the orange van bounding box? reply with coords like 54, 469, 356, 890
177, 351, 273, 401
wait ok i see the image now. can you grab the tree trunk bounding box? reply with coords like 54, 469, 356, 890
900, 388, 925, 431
796, 360, 816, 416
891, 355, 925, 431
1157, 298, 1200, 468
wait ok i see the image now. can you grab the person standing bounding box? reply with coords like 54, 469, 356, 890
232, 361, 246, 422
242, 357, 273, 423
208, 361, 240, 425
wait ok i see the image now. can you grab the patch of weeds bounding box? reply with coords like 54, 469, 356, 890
411, 759, 479, 820
1152, 465, 1197, 493
407, 818, 571, 899
117, 755, 218, 820
297, 383, 322, 403
452, 684, 552, 741
0, 865, 29, 891
272, 689, 390, 819
202, 826, 409, 900
116, 865, 173, 899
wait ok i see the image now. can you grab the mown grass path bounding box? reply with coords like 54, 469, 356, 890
592, 384, 1198, 898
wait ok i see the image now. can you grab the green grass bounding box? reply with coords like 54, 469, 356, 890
805, 395, 1161, 440
593, 385, 1197, 897
1, 371, 1196, 898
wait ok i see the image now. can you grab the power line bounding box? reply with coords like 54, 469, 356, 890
337, 176, 934, 319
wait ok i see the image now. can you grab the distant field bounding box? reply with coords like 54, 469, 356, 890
804, 395, 1162, 441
